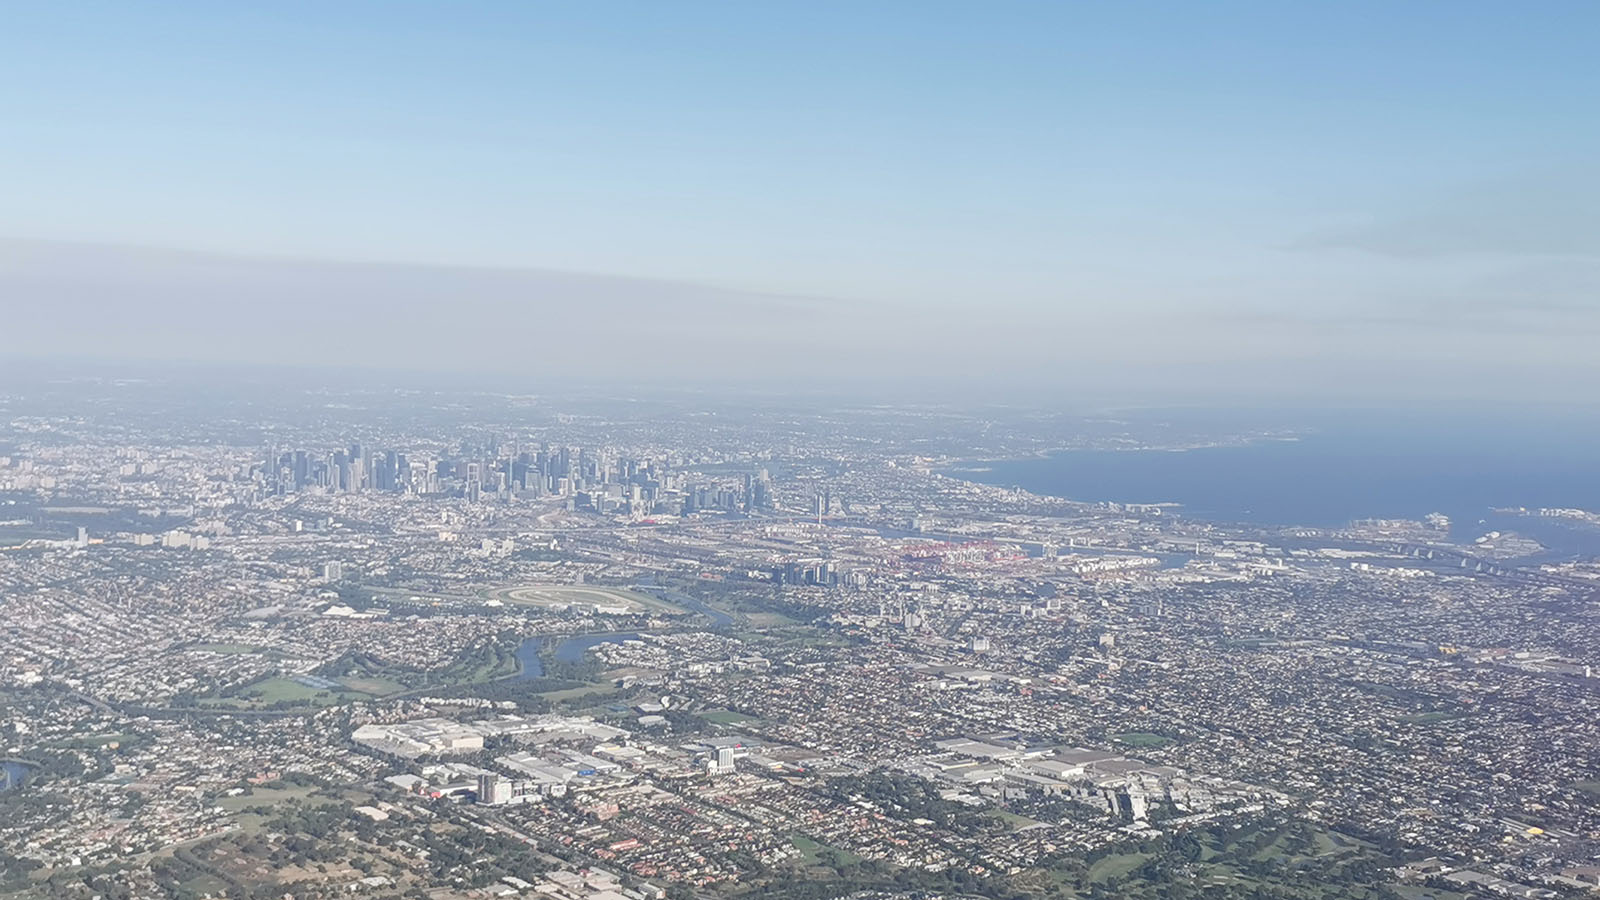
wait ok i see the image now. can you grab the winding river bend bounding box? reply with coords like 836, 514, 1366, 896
513, 632, 650, 680
511, 585, 732, 680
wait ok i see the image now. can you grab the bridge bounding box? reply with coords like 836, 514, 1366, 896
1381, 542, 1599, 593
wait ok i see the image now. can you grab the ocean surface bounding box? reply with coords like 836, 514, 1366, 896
949, 414, 1600, 544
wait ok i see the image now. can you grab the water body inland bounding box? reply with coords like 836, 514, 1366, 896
509, 585, 731, 681
512, 632, 648, 681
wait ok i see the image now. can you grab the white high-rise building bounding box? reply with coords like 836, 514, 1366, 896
708, 746, 736, 776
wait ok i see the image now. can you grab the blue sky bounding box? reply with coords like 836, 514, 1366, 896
2, 1, 1597, 399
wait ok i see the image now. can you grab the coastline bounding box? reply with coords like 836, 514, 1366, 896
936, 431, 1308, 469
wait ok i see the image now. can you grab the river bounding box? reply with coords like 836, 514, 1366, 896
513, 632, 650, 681
510, 582, 732, 681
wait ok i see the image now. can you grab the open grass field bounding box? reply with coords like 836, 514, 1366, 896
242, 677, 358, 705
337, 676, 406, 696
445, 648, 520, 684
539, 682, 622, 704
1088, 851, 1152, 882
213, 783, 319, 813
196, 676, 370, 709
990, 809, 1045, 831
744, 611, 798, 627
790, 833, 861, 866
487, 584, 680, 614
177, 874, 230, 896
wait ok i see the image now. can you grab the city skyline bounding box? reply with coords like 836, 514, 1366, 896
3, 381, 1599, 899
5, 5, 1600, 897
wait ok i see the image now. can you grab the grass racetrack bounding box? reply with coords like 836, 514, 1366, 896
486, 584, 681, 615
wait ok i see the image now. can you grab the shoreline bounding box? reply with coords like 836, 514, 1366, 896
937, 432, 1308, 468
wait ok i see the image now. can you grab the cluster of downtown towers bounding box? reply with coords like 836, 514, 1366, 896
264, 441, 775, 514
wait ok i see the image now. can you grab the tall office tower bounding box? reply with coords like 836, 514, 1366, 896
402, 456, 423, 493
378, 451, 399, 491
754, 469, 771, 510
476, 773, 500, 805
347, 444, 363, 490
